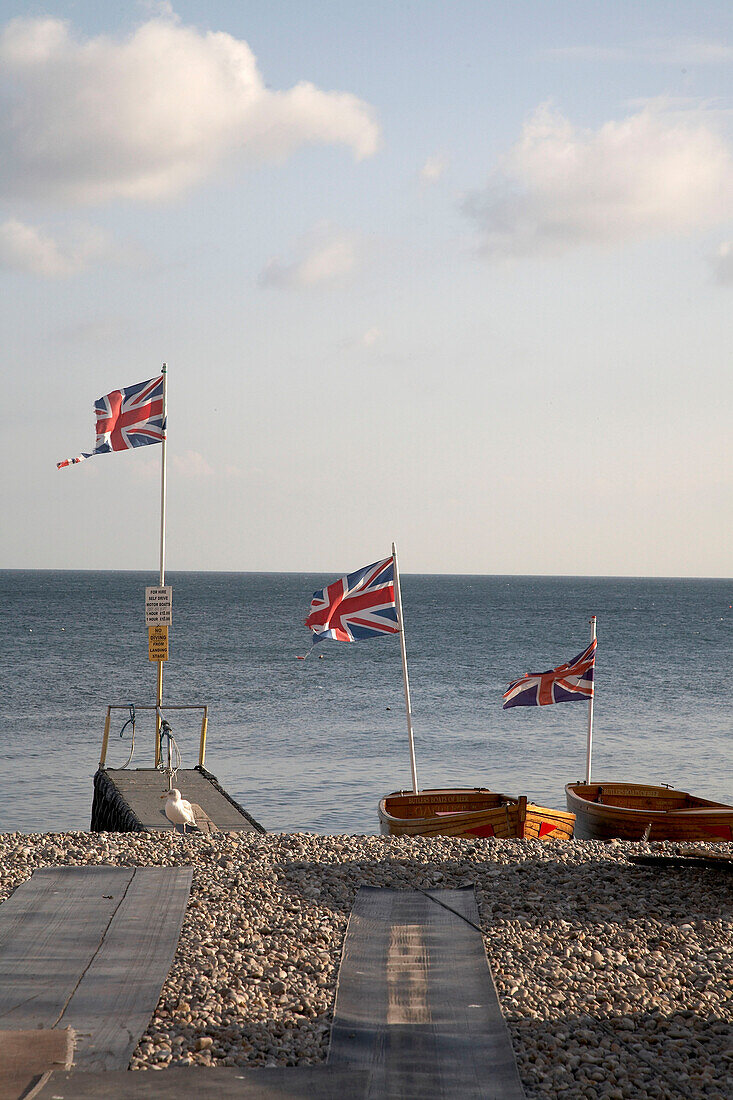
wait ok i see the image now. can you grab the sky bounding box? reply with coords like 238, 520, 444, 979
1, 0, 731, 576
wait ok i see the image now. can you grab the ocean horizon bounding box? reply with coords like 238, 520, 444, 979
1, 569, 730, 834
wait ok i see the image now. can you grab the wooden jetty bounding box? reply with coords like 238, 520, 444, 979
93, 704, 266, 834
0, 867, 191, 1098
92, 766, 266, 834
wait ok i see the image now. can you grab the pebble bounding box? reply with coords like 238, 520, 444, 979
0, 831, 731, 1099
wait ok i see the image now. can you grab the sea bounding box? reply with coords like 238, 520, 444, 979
0, 571, 730, 835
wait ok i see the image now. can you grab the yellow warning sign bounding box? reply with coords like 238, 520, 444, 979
148, 624, 169, 662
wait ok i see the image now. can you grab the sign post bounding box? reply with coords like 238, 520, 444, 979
145, 586, 172, 627
145, 579, 172, 764
146, 588, 171, 667
150, 364, 169, 765
148, 625, 169, 662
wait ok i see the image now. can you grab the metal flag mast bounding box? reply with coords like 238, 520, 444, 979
585, 615, 597, 784
154, 363, 168, 766
392, 541, 419, 793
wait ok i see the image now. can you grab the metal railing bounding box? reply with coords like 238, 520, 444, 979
99, 704, 209, 770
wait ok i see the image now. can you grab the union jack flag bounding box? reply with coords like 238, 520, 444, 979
305, 557, 400, 644
57, 375, 166, 468
503, 638, 597, 708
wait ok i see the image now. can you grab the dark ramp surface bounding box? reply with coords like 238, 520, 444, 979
329, 886, 526, 1099
0, 866, 191, 1071
35, 1066, 371, 1098
94, 768, 265, 832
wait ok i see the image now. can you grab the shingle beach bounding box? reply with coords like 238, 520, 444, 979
1, 831, 731, 1099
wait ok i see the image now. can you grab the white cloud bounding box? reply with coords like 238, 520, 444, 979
58, 317, 129, 343
465, 102, 733, 257
260, 232, 357, 288
711, 241, 733, 284
0, 218, 110, 275
172, 450, 215, 478
548, 39, 733, 66
0, 14, 380, 205
139, 1, 177, 18
171, 451, 242, 478
420, 154, 448, 182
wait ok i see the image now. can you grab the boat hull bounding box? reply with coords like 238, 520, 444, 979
379, 788, 575, 840
566, 782, 733, 842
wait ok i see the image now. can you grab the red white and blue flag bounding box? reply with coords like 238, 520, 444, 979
503, 638, 597, 708
57, 375, 166, 468
305, 557, 399, 644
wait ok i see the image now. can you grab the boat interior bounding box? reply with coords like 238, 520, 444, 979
572, 784, 726, 812
382, 788, 513, 819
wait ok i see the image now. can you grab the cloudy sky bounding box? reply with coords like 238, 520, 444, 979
2, 0, 731, 575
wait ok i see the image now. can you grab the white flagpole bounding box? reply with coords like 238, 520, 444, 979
392, 541, 419, 793
155, 364, 168, 765
585, 615, 597, 784
159, 363, 168, 587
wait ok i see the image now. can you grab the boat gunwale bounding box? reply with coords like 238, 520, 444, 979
379, 787, 518, 826
379, 788, 574, 828
565, 782, 732, 818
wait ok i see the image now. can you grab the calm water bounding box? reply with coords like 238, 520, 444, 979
0, 571, 730, 834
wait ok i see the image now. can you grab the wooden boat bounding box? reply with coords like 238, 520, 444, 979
378, 787, 575, 840
566, 782, 733, 842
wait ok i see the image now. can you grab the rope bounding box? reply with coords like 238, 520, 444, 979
118, 704, 136, 769
419, 888, 485, 935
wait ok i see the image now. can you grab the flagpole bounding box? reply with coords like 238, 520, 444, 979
155, 363, 168, 766
392, 541, 419, 793
585, 615, 596, 784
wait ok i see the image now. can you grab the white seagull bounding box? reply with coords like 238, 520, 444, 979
161, 788, 197, 832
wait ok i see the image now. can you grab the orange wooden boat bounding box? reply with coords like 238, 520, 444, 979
378, 787, 575, 840
566, 782, 733, 842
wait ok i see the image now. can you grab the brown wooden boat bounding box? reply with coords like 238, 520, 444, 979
566, 782, 733, 842
378, 787, 575, 840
